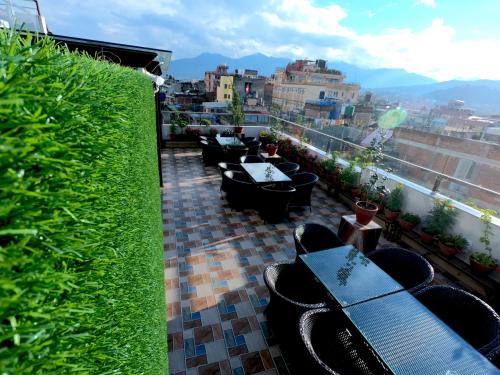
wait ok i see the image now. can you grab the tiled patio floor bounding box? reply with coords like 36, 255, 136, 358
161, 148, 400, 375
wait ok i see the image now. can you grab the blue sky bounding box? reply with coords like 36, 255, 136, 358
41, 0, 500, 81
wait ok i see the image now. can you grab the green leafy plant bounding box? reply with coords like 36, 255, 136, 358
400, 212, 421, 225
0, 30, 166, 374
385, 184, 404, 211
200, 118, 211, 126
320, 152, 340, 174
339, 161, 360, 187
230, 86, 244, 128
438, 234, 469, 250
470, 207, 497, 266
422, 198, 458, 236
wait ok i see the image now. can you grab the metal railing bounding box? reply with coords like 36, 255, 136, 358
270, 115, 500, 213
162, 110, 500, 212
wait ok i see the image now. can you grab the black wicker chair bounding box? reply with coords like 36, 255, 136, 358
259, 184, 296, 223
289, 172, 319, 212
201, 140, 224, 165
276, 162, 300, 176
218, 163, 244, 192
294, 223, 345, 261
225, 145, 248, 164
264, 262, 329, 346
300, 308, 387, 374
365, 247, 434, 293
240, 155, 265, 163
414, 285, 500, 360
241, 136, 256, 144
245, 140, 262, 155
223, 171, 257, 209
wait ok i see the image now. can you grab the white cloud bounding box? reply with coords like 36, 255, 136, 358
41, 0, 500, 80
415, 0, 437, 8
367, 10, 376, 18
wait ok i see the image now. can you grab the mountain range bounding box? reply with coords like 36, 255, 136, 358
167, 52, 436, 88
167, 53, 500, 114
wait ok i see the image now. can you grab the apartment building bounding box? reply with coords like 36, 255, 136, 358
271, 59, 360, 112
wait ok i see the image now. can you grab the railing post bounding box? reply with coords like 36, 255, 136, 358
432, 175, 442, 193
325, 138, 331, 154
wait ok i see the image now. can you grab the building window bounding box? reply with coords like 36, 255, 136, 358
319, 91, 325, 99
224, 94, 228, 99
224, 84, 227, 89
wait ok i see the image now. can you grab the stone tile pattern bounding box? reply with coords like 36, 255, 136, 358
162, 148, 396, 375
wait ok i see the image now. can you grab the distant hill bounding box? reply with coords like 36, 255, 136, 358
372, 80, 500, 114
167, 53, 291, 80
167, 52, 436, 88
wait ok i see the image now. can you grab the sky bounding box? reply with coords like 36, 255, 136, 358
40, 0, 500, 81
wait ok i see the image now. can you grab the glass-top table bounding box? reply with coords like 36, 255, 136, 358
241, 163, 292, 184
299, 245, 404, 307
344, 291, 499, 374
216, 136, 245, 147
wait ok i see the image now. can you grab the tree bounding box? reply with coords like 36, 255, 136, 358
231, 86, 244, 127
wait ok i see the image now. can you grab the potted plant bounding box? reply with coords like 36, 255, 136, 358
355, 201, 379, 225
259, 130, 272, 146
339, 161, 359, 194
470, 207, 498, 273
384, 184, 404, 221
169, 123, 178, 140
231, 87, 244, 134
438, 233, 469, 257
421, 199, 458, 244
398, 212, 421, 232
265, 119, 283, 156
208, 127, 218, 137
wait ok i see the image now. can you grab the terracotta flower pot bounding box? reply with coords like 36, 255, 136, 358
354, 201, 378, 225
234, 126, 243, 134
351, 187, 361, 198
384, 208, 400, 222
469, 256, 497, 273
420, 229, 435, 244
438, 241, 458, 257
266, 144, 278, 156
398, 219, 415, 232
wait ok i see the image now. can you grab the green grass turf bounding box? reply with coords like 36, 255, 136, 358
0, 30, 167, 374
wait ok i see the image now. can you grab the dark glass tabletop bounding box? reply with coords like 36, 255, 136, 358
241, 163, 292, 184
344, 291, 499, 375
216, 136, 245, 146
299, 245, 404, 307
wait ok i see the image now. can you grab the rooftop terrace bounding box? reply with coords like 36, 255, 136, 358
161, 147, 455, 375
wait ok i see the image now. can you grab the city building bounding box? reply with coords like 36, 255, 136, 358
216, 75, 233, 103
271, 59, 360, 112
204, 64, 229, 101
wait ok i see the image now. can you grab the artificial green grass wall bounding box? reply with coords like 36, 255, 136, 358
0, 31, 167, 374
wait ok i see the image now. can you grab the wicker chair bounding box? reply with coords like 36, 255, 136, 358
218, 163, 244, 192
259, 184, 296, 223
365, 247, 434, 293
276, 162, 300, 176
264, 262, 329, 346
225, 145, 248, 164
300, 308, 387, 374
241, 136, 256, 144
201, 140, 224, 165
294, 223, 345, 261
414, 285, 500, 360
245, 140, 262, 156
289, 172, 319, 212
223, 171, 257, 209
240, 155, 265, 163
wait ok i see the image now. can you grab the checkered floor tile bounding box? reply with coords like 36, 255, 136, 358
161, 148, 397, 375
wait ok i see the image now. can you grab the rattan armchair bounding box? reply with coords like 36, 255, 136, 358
365, 247, 434, 293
